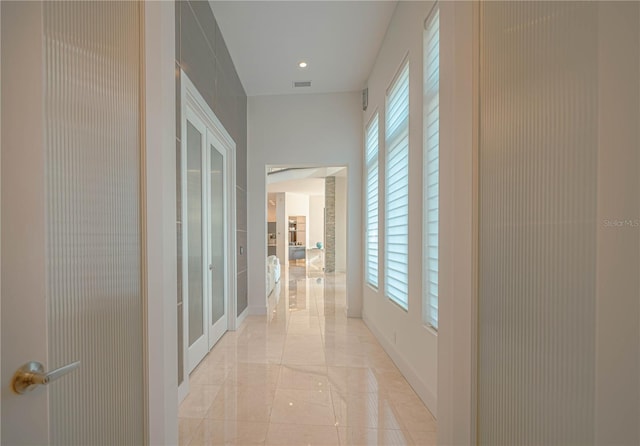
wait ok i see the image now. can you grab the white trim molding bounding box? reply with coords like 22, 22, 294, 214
437, 1, 478, 444
143, 2, 178, 444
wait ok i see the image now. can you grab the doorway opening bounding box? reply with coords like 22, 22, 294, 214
265, 166, 348, 312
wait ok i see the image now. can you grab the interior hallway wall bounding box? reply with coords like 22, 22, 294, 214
175, 0, 248, 385
361, 0, 438, 416
247, 92, 362, 316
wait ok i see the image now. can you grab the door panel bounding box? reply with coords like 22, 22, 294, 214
2, 1, 144, 444
186, 120, 204, 345
209, 142, 226, 346
45, 2, 144, 443
185, 114, 208, 372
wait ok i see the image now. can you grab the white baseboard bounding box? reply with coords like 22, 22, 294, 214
235, 306, 249, 328
363, 314, 438, 419
248, 305, 267, 316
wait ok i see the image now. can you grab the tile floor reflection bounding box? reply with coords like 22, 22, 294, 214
179, 262, 437, 445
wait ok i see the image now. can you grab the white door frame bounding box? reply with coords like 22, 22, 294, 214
178, 71, 237, 400
437, 1, 478, 444
143, 1, 178, 444
1, 3, 48, 443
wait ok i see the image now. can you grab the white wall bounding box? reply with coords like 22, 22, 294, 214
361, 0, 439, 419
308, 195, 325, 249
335, 176, 347, 272
247, 92, 362, 316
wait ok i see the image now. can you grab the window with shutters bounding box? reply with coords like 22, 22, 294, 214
365, 114, 379, 288
385, 61, 410, 310
423, 5, 439, 329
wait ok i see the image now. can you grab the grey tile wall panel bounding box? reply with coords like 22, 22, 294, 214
236, 187, 247, 231
176, 139, 182, 223
175, 63, 181, 141
213, 66, 237, 139
236, 98, 248, 189
180, 1, 216, 112
237, 270, 248, 316
236, 143, 247, 189
176, 0, 248, 361
175, 0, 181, 61
214, 22, 235, 86
237, 230, 248, 273
177, 223, 182, 305
188, 0, 217, 52
177, 303, 183, 384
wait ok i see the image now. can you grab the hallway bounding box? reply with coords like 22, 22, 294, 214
178, 264, 437, 445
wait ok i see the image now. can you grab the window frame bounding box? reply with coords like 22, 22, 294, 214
384, 59, 411, 311
364, 111, 380, 289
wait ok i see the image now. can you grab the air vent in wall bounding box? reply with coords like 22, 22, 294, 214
293, 81, 312, 88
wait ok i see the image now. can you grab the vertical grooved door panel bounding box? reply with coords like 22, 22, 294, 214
44, 2, 143, 444
478, 2, 597, 444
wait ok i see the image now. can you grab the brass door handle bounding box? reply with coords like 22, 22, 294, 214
12, 360, 80, 394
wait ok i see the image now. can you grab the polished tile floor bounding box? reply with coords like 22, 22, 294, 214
179, 262, 437, 445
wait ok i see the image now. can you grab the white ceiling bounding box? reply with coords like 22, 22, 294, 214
266, 166, 346, 195
267, 178, 326, 195
209, 1, 398, 96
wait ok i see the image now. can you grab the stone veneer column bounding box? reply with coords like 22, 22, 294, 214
324, 176, 336, 272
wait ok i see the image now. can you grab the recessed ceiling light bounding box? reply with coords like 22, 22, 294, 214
298, 61, 308, 68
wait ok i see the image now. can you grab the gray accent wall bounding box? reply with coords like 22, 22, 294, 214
175, 0, 248, 384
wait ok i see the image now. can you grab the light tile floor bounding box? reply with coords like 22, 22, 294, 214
179, 263, 437, 445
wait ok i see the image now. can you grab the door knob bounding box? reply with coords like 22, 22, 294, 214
209, 264, 214, 271
12, 360, 80, 394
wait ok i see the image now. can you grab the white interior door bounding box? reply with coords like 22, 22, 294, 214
184, 109, 209, 372
184, 108, 230, 372
207, 135, 228, 348
180, 72, 236, 379
1, 2, 145, 444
